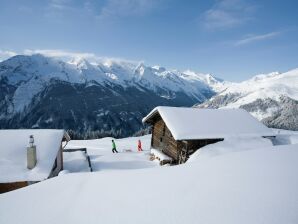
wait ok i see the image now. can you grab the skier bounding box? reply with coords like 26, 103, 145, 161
137, 139, 143, 152
112, 139, 118, 153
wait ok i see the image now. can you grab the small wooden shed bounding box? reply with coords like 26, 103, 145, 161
0, 129, 70, 193
143, 106, 275, 164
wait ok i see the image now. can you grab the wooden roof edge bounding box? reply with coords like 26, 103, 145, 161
142, 108, 160, 124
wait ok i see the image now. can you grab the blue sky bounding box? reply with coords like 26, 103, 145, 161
0, 0, 297, 81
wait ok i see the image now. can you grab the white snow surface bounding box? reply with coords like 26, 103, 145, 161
0, 129, 64, 182
270, 129, 298, 145
188, 136, 273, 162
0, 142, 298, 224
66, 135, 158, 171
63, 151, 91, 173
151, 148, 172, 161
143, 106, 274, 140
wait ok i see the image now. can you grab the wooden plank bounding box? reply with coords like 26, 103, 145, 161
0, 182, 28, 194
64, 148, 87, 153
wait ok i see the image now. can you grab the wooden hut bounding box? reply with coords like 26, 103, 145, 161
143, 107, 274, 164
0, 129, 70, 193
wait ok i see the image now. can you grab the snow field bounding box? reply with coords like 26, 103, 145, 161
65, 135, 159, 172
1, 143, 298, 224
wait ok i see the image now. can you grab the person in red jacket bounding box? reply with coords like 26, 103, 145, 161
137, 139, 143, 152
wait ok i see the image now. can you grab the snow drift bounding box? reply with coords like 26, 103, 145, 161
0, 143, 298, 224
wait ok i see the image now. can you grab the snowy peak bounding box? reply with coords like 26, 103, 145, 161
0, 54, 218, 115
221, 68, 298, 104
198, 68, 298, 129
249, 71, 280, 82
152, 65, 166, 73
183, 70, 228, 92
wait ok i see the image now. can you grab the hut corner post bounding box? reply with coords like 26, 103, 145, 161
178, 140, 188, 164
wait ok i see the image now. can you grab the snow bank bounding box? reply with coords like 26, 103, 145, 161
270, 129, 298, 145
188, 137, 273, 162
0, 144, 298, 224
151, 148, 172, 161
272, 135, 298, 145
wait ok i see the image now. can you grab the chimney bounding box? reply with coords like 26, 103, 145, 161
27, 135, 37, 169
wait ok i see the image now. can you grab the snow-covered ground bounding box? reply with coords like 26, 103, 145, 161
63, 151, 91, 173
65, 135, 159, 172
1, 131, 298, 224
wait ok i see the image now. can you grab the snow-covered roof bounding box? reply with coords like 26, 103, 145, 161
0, 129, 65, 183
143, 106, 274, 140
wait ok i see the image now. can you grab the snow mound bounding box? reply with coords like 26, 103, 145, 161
0, 143, 298, 224
188, 137, 273, 162
151, 148, 172, 161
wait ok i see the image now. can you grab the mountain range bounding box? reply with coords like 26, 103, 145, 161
197, 69, 298, 130
0, 54, 297, 138
0, 54, 220, 138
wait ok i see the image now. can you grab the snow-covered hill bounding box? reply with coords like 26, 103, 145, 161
0, 54, 220, 138
1, 133, 298, 224
198, 69, 298, 130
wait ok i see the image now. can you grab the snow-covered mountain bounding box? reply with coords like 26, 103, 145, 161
0, 54, 220, 138
1, 54, 297, 136
197, 69, 298, 130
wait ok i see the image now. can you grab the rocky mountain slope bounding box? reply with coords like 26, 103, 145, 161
1, 54, 297, 137
197, 69, 298, 130
0, 54, 221, 138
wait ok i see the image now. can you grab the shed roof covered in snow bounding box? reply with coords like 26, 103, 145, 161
143, 107, 274, 140
0, 129, 65, 183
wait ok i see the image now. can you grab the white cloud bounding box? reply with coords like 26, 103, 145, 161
48, 0, 73, 10
23, 49, 97, 60
44, 0, 161, 24
0, 50, 17, 62
45, 0, 92, 22
202, 0, 256, 30
98, 0, 159, 20
0, 49, 140, 66
234, 31, 280, 46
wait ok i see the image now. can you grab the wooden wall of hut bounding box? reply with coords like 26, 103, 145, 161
150, 115, 223, 164
177, 139, 223, 163
151, 117, 180, 161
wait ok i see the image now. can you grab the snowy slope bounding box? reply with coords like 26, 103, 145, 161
183, 70, 229, 92
0, 54, 221, 138
198, 68, 298, 130
220, 69, 298, 110
0, 54, 218, 114
0, 141, 298, 224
